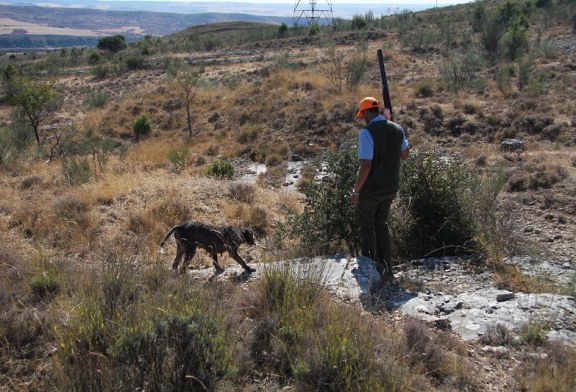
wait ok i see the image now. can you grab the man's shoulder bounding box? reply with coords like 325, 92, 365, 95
370, 119, 403, 131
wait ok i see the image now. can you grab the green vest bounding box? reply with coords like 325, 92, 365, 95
363, 120, 404, 194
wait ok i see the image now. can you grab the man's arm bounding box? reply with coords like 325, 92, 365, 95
351, 160, 372, 204
401, 147, 409, 160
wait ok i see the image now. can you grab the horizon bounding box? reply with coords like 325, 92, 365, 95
1, 1, 473, 18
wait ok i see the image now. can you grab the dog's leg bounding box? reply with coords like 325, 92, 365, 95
210, 253, 225, 274
172, 241, 184, 271
228, 247, 256, 272
181, 244, 197, 274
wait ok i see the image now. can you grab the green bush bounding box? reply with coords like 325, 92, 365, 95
278, 22, 288, 37
97, 35, 127, 52
61, 157, 92, 185
133, 114, 152, 140
351, 14, 367, 29
439, 52, 483, 92
284, 146, 506, 262
345, 42, 368, 91
88, 52, 100, 65
308, 22, 320, 36
499, 16, 529, 60
391, 150, 494, 259
167, 147, 190, 172
414, 79, 435, 97
92, 64, 110, 79
206, 159, 234, 179
30, 270, 60, 300
83, 89, 110, 108
113, 313, 231, 391
126, 56, 146, 70
481, 15, 506, 61
283, 146, 359, 255
520, 321, 549, 347
0, 121, 35, 164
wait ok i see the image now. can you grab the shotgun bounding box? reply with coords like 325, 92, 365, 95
377, 49, 393, 121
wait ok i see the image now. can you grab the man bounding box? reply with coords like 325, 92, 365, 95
351, 97, 409, 283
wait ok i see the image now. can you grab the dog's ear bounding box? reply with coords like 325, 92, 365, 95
242, 228, 256, 245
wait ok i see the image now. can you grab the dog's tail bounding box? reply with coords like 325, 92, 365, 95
159, 225, 181, 253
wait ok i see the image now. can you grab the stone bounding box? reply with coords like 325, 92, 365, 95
496, 293, 516, 302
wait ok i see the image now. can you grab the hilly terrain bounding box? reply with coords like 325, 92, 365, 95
1, 0, 575, 390
0, 4, 288, 50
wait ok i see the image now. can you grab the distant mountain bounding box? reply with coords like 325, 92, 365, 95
0, 4, 296, 51
0, 1, 440, 19
0, 5, 289, 37
0, 1, 448, 51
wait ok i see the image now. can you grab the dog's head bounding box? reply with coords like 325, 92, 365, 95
241, 228, 256, 245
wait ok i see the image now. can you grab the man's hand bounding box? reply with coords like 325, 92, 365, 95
384, 108, 392, 120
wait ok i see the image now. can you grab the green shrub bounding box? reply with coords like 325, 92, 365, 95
404, 318, 448, 381
61, 156, 92, 185
0, 121, 35, 164
351, 14, 367, 29
499, 16, 530, 60
167, 147, 190, 172
206, 159, 234, 179
520, 320, 549, 347
228, 182, 255, 203
439, 52, 483, 92
481, 15, 506, 61
391, 150, 490, 259
278, 22, 288, 37
133, 114, 152, 140
283, 146, 359, 255
83, 89, 110, 108
88, 52, 100, 65
345, 42, 368, 91
414, 79, 435, 97
126, 56, 145, 70
113, 313, 231, 391
97, 35, 127, 52
30, 269, 60, 300
92, 64, 110, 79
309, 22, 320, 36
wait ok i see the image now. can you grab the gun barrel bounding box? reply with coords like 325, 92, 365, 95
377, 49, 393, 121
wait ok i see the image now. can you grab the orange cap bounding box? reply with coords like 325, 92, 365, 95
356, 97, 381, 118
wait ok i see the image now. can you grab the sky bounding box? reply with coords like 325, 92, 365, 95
96, 0, 473, 3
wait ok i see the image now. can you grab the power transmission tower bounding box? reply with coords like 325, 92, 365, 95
293, 0, 333, 26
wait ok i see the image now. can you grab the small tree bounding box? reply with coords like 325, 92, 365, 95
278, 23, 288, 37
500, 16, 530, 60
319, 42, 368, 92
1, 63, 21, 102
8, 75, 58, 146
318, 43, 345, 92
97, 35, 127, 53
175, 66, 203, 137
133, 114, 152, 141
345, 42, 368, 90
309, 22, 320, 36
351, 14, 367, 30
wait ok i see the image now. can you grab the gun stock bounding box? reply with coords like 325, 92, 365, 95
377, 49, 393, 121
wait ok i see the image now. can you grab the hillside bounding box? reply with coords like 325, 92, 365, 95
1, 0, 575, 390
0, 4, 288, 50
